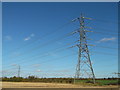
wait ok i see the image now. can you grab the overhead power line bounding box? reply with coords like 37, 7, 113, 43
4, 20, 73, 56
4, 40, 78, 68
92, 31, 118, 36
5, 29, 78, 61
4, 52, 77, 70
92, 18, 119, 24
94, 45, 118, 50
92, 27, 118, 34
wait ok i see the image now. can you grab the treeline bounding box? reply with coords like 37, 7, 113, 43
1, 76, 119, 84
2, 76, 74, 83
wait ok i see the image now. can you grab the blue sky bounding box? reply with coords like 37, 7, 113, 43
2, 2, 118, 78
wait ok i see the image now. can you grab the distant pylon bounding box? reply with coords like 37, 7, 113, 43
72, 14, 96, 83
18, 65, 20, 77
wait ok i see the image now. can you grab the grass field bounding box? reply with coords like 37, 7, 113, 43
75, 79, 119, 86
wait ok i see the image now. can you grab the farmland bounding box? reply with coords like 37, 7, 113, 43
2, 82, 118, 88
1, 76, 119, 88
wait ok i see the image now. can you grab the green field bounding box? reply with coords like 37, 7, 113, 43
74, 79, 119, 86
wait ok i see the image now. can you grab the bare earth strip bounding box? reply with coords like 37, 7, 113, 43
2, 82, 118, 88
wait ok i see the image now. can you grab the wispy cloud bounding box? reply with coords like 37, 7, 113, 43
24, 33, 35, 41
49, 52, 58, 57
31, 33, 35, 37
36, 69, 42, 72
4, 36, 12, 41
97, 37, 116, 43
24, 37, 31, 41
54, 69, 70, 72
32, 64, 40, 68
11, 64, 18, 66
11, 64, 19, 67
10, 52, 21, 58
56, 41, 63, 45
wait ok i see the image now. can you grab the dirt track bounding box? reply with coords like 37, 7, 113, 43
2, 82, 118, 88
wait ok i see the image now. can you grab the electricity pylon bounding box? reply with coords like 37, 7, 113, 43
18, 65, 20, 77
72, 14, 96, 83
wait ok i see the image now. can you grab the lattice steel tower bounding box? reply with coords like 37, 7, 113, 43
73, 14, 95, 83
18, 65, 20, 77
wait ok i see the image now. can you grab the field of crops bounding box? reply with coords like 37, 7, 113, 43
2, 76, 119, 88
2, 81, 118, 88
